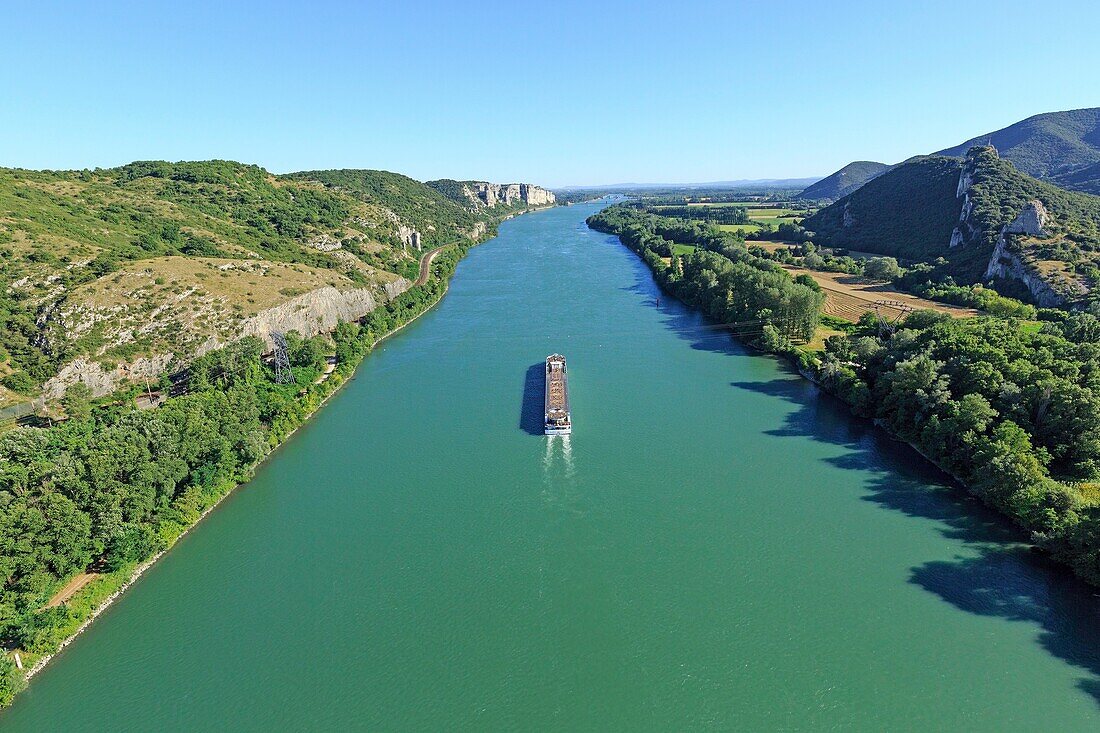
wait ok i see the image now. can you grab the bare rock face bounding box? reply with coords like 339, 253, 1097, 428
41, 280, 411, 400
396, 224, 422, 252
462, 182, 555, 209
983, 235, 1072, 307
43, 353, 177, 401
241, 280, 410, 346
520, 184, 554, 206
842, 202, 856, 228
1005, 200, 1050, 237
468, 221, 487, 239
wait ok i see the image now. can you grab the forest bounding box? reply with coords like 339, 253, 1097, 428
0, 244, 466, 706
586, 206, 824, 344
816, 310, 1100, 585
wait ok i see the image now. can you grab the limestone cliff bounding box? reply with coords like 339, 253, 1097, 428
461, 182, 555, 210
947, 148, 1091, 306
983, 200, 1084, 307
240, 280, 410, 346
41, 279, 410, 400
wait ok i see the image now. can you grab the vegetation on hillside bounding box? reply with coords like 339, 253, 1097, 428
288, 169, 485, 246
0, 244, 469, 706
1052, 160, 1100, 196
797, 160, 890, 201
0, 162, 534, 405
935, 107, 1100, 187
962, 147, 1100, 275
801, 155, 963, 264
804, 149, 1100, 296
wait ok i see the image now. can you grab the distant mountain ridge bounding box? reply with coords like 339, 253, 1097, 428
796, 161, 890, 200
555, 177, 820, 191
800, 107, 1100, 201
934, 107, 1100, 188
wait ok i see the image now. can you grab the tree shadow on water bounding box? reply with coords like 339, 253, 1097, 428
519, 362, 545, 436
912, 549, 1100, 704
731, 365, 1100, 706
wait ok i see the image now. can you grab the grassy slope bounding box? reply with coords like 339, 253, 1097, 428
0, 162, 517, 404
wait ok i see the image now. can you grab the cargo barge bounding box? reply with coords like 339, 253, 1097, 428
544, 354, 572, 435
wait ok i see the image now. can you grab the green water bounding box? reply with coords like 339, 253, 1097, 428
5, 203, 1100, 730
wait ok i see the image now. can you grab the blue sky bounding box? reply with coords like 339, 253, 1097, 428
3, 0, 1098, 186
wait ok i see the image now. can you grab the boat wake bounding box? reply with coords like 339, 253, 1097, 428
541, 435, 580, 512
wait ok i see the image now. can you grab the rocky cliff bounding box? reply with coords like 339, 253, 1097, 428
982, 200, 1086, 307
240, 280, 409, 346
950, 148, 1093, 306
40, 279, 410, 400
461, 182, 555, 209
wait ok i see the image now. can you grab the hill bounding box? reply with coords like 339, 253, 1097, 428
802, 147, 1100, 306
1051, 160, 1100, 195
796, 161, 890, 200
0, 162, 546, 409
934, 107, 1100, 192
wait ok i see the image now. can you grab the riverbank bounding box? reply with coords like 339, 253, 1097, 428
9, 200, 1100, 731
593, 218, 1098, 588
5, 218, 491, 696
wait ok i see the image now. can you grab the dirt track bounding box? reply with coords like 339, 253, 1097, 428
45, 573, 99, 608
415, 245, 451, 286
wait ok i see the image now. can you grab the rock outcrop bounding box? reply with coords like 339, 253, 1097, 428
241, 280, 410, 346
462, 182, 555, 210
948, 148, 985, 248
41, 280, 410, 400
1004, 200, 1049, 237
842, 201, 856, 228
396, 224, 422, 252
307, 233, 342, 252
983, 200, 1080, 307
43, 353, 177, 401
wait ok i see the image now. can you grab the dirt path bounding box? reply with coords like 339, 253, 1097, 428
783, 266, 979, 321
45, 573, 99, 609
415, 245, 452, 286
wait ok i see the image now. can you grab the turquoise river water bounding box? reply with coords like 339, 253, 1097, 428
4, 202, 1100, 730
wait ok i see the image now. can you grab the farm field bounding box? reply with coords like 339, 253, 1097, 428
782, 265, 979, 322
747, 207, 800, 219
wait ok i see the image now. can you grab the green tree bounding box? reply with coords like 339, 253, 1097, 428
61, 383, 93, 421
864, 256, 901, 281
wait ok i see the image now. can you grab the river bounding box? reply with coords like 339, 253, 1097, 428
5, 202, 1100, 730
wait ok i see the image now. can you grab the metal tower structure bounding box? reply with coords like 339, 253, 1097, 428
873, 300, 913, 337
272, 331, 294, 384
